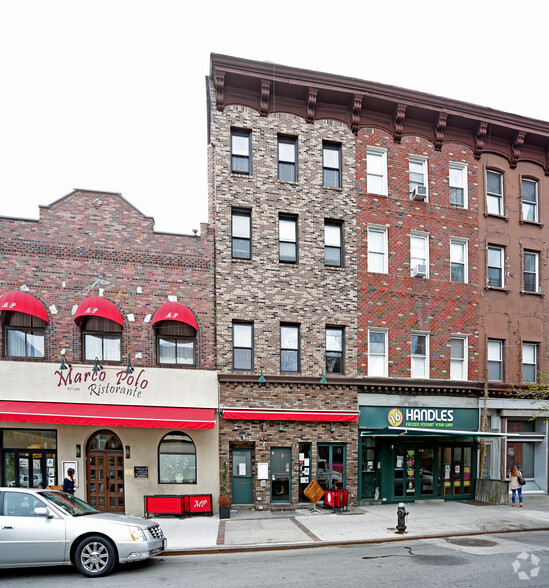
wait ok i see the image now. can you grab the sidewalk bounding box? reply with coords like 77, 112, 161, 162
153, 495, 549, 555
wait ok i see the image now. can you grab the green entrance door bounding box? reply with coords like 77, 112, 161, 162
231, 449, 253, 504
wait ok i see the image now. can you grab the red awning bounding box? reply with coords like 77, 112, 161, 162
74, 296, 124, 327
152, 301, 198, 331
222, 408, 358, 422
0, 291, 49, 323
0, 401, 215, 429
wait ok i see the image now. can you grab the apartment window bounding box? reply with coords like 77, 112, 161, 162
409, 157, 428, 198
367, 226, 388, 273
410, 233, 429, 277
486, 170, 503, 215
5, 313, 46, 359
487, 339, 503, 381
326, 327, 344, 374
156, 322, 196, 366
278, 136, 297, 182
367, 148, 388, 195
450, 336, 468, 380
232, 210, 251, 259
82, 316, 121, 362
368, 329, 387, 377
232, 322, 253, 371
323, 143, 341, 188
231, 129, 251, 174
281, 324, 300, 373
449, 163, 468, 208
522, 179, 538, 222
411, 333, 428, 379
325, 221, 343, 267
279, 216, 297, 263
523, 251, 539, 293
522, 343, 537, 383
487, 246, 504, 288
450, 239, 468, 283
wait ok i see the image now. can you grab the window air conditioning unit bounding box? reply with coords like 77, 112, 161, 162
412, 263, 427, 278
411, 186, 427, 201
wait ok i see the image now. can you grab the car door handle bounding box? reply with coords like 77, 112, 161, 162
2, 526, 14, 530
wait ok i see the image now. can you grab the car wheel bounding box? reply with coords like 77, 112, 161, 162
75, 535, 117, 577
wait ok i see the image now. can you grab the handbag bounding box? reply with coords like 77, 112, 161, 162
517, 474, 526, 486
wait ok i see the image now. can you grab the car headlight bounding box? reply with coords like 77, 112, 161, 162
129, 525, 147, 542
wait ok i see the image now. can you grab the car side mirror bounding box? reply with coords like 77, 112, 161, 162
34, 507, 53, 518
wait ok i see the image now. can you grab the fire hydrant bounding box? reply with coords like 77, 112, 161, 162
396, 502, 409, 534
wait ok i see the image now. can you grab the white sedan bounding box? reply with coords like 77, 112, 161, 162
0, 487, 166, 577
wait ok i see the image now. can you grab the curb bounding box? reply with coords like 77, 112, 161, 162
162, 526, 549, 557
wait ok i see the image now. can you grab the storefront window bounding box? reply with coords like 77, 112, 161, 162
298, 443, 312, 502
3, 429, 56, 449
507, 442, 534, 478
158, 432, 196, 484
317, 444, 345, 491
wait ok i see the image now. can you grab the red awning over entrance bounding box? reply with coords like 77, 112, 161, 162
0, 291, 49, 323
222, 408, 358, 422
74, 296, 124, 327
0, 401, 215, 429
152, 301, 198, 331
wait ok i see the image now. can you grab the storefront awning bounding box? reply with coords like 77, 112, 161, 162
152, 301, 198, 331
361, 426, 507, 437
222, 408, 358, 422
0, 400, 215, 429
0, 291, 49, 323
74, 296, 124, 327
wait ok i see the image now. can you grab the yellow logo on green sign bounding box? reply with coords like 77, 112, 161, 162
387, 408, 404, 427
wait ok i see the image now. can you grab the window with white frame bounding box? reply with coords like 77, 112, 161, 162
522, 343, 537, 383
523, 251, 539, 293
486, 170, 504, 215
232, 322, 253, 371
278, 136, 297, 182
368, 329, 387, 377
449, 163, 468, 208
522, 179, 538, 222
232, 209, 251, 259
325, 221, 343, 267
487, 339, 503, 381
450, 336, 468, 380
487, 245, 504, 288
279, 215, 298, 263
367, 148, 388, 196
367, 226, 388, 273
326, 326, 344, 374
409, 157, 428, 198
411, 333, 429, 379
410, 233, 429, 277
231, 129, 252, 175
323, 143, 341, 188
281, 324, 300, 373
450, 239, 468, 283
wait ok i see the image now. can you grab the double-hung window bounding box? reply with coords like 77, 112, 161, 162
522, 343, 537, 383
486, 170, 503, 215
367, 148, 388, 195
409, 156, 428, 198
450, 239, 468, 283
523, 251, 539, 293
231, 129, 251, 174
323, 143, 341, 188
5, 313, 46, 358
232, 322, 253, 371
522, 179, 538, 222
487, 245, 504, 288
157, 321, 196, 366
410, 233, 429, 277
411, 333, 429, 379
83, 316, 121, 362
279, 215, 297, 263
281, 324, 300, 373
325, 221, 343, 267
232, 210, 251, 259
368, 329, 387, 377
449, 163, 467, 208
326, 327, 344, 374
367, 226, 388, 273
278, 136, 297, 182
450, 336, 468, 380
487, 339, 503, 381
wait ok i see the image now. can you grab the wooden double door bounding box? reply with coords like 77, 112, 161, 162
86, 430, 125, 512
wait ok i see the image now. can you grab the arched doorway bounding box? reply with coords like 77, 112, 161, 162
86, 430, 124, 512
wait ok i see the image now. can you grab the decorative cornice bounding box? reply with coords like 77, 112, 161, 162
259, 79, 271, 117
474, 121, 488, 159
509, 131, 526, 168
306, 87, 318, 124
434, 111, 447, 151
215, 72, 225, 111
392, 104, 407, 143
351, 94, 363, 135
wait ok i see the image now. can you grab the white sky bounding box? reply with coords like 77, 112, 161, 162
1, 1, 547, 235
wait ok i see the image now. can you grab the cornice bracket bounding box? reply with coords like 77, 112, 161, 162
510, 131, 526, 168
260, 79, 271, 117
306, 87, 318, 124
545, 147, 549, 176
393, 104, 407, 143
351, 94, 364, 135
434, 111, 447, 151
474, 121, 488, 159
215, 71, 225, 111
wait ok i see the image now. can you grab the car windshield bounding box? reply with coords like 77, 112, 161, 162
39, 491, 99, 516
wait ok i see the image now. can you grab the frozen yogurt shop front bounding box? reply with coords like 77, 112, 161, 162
358, 394, 502, 504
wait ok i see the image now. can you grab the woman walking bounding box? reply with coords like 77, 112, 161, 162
63, 467, 77, 495
509, 465, 523, 507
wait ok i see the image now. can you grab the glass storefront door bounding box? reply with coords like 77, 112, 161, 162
270, 447, 291, 503
440, 445, 472, 496
317, 444, 345, 491
361, 437, 376, 499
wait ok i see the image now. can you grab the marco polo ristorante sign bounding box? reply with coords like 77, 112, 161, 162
54, 367, 149, 399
